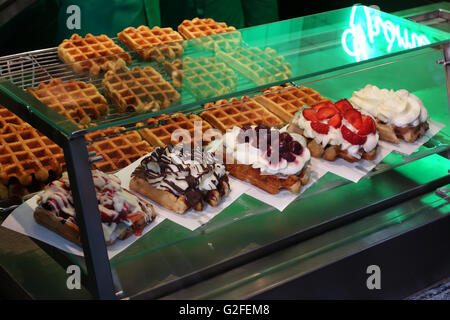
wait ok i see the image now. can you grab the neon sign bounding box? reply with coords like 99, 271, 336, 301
342, 6, 431, 62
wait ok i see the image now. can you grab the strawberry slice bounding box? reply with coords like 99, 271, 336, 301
317, 106, 337, 120
328, 113, 342, 128
312, 101, 335, 112
341, 125, 367, 145
344, 109, 362, 130
335, 99, 354, 114
311, 121, 329, 134
302, 108, 318, 121
358, 115, 377, 136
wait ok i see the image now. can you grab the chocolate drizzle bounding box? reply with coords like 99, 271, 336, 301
132, 143, 227, 208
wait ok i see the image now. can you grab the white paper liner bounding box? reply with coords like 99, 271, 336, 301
115, 155, 248, 231
241, 158, 327, 211
1, 196, 165, 258
378, 119, 445, 156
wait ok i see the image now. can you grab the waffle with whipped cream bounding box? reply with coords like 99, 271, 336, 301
216, 46, 292, 86
86, 127, 152, 173
287, 99, 379, 162
211, 125, 310, 194
130, 144, 230, 214
137, 113, 214, 148
34, 170, 156, 246
349, 85, 429, 143
255, 85, 331, 122
103, 66, 181, 113
58, 33, 132, 76
27, 78, 109, 126
201, 96, 283, 133
118, 26, 184, 62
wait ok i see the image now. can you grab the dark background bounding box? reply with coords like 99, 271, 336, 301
0, 0, 445, 56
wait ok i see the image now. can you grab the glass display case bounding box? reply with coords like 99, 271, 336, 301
0, 5, 449, 299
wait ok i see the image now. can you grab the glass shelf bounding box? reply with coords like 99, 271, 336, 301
0, 5, 448, 136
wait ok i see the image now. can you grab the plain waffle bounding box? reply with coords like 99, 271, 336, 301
255, 85, 331, 122
58, 33, 132, 76
118, 25, 184, 62
163, 57, 237, 100
137, 113, 214, 147
0, 124, 64, 187
201, 97, 283, 133
0, 104, 28, 130
27, 78, 109, 126
103, 66, 181, 113
216, 46, 292, 86
86, 127, 152, 173
178, 18, 240, 51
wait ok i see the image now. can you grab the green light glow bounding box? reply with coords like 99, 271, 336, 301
342, 6, 431, 62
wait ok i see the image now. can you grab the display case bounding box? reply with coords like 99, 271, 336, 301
0, 5, 449, 299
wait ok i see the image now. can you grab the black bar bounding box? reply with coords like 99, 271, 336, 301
132, 174, 450, 299
63, 135, 116, 299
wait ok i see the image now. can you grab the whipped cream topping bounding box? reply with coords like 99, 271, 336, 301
349, 84, 428, 127
132, 144, 228, 207
39, 170, 154, 243
212, 126, 310, 177
292, 109, 378, 159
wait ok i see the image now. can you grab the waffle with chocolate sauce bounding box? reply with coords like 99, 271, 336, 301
200, 96, 283, 133
137, 113, 214, 148
118, 26, 184, 62
27, 78, 109, 126
103, 66, 181, 113
216, 46, 292, 86
86, 127, 152, 173
254, 85, 331, 122
58, 33, 132, 76
130, 144, 230, 214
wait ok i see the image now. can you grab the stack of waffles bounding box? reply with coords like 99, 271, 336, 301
58, 33, 132, 76
216, 46, 292, 86
103, 66, 180, 113
178, 18, 241, 51
163, 57, 237, 100
118, 26, 184, 62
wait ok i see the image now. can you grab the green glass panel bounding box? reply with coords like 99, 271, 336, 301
0, 5, 448, 135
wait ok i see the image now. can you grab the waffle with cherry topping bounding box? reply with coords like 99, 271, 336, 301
201, 96, 283, 133
103, 66, 180, 113
58, 33, 132, 76
27, 78, 109, 126
118, 26, 184, 62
